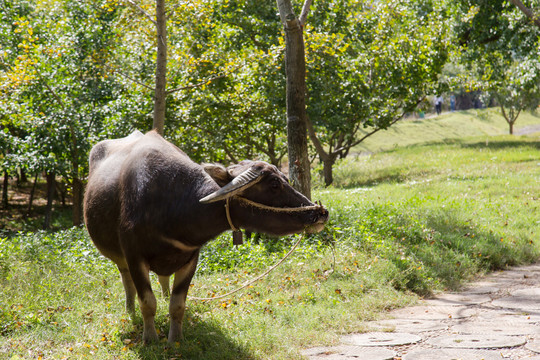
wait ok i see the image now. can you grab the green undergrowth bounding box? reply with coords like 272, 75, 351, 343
1, 135, 540, 359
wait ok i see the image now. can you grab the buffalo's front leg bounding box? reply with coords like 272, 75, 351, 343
168, 251, 199, 343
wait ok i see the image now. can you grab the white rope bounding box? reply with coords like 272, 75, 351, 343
225, 198, 239, 231
187, 233, 305, 301
236, 196, 323, 213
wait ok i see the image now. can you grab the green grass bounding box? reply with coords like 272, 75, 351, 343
1, 124, 540, 358
355, 107, 540, 153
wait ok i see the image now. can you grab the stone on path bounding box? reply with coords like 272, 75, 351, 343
301, 346, 394, 360
422, 292, 492, 306
391, 305, 478, 320
450, 319, 540, 335
491, 288, 540, 311
300, 261, 540, 359
526, 340, 540, 353
460, 282, 500, 294
368, 318, 448, 333
402, 348, 506, 360
427, 334, 527, 349
342, 332, 421, 347
477, 310, 540, 323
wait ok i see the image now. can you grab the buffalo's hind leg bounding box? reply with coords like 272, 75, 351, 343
125, 257, 159, 343
168, 251, 199, 343
158, 275, 170, 297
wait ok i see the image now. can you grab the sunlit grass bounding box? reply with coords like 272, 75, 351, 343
354, 107, 540, 153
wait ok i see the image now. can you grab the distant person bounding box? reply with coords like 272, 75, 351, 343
450, 95, 456, 112
434, 95, 443, 115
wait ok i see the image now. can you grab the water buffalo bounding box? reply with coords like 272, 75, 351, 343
83, 130, 329, 343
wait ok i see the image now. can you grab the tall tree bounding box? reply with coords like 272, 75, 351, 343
153, 0, 167, 135
454, 0, 540, 135
276, 0, 312, 199
0, 0, 124, 227
305, 0, 450, 186
164, 0, 288, 166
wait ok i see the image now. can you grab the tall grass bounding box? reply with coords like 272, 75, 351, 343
1, 135, 539, 359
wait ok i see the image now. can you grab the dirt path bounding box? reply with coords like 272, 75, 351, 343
514, 124, 540, 136
302, 262, 540, 359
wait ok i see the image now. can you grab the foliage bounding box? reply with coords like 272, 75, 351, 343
1, 0, 118, 175
305, 0, 451, 185
165, 1, 288, 165
452, 0, 540, 133
0, 0, 146, 224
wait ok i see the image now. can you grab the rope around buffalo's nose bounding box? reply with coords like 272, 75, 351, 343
187, 232, 305, 301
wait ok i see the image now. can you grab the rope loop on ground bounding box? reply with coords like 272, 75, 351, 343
187, 233, 305, 301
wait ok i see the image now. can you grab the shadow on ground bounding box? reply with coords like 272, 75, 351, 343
123, 311, 256, 360
459, 139, 540, 150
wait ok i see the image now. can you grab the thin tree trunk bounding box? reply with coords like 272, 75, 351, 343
276, 0, 311, 199
43, 171, 56, 230
153, 0, 167, 135
19, 168, 28, 184
322, 157, 337, 187
2, 171, 8, 209
306, 116, 336, 186
72, 177, 83, 226
25, 172, 39, 218
499, 104, 520, 135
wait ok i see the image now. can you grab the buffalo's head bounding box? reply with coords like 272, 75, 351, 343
200, 161, 329, 235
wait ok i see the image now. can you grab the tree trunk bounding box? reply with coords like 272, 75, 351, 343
2, 171, 8, 209
499, 103, 519, 135
72, 177, 83, 226
43, 171, 56, 230
153, 0, 167, 135
276, 0, 311, 199
17, 168, 28, 185
322, 157, 336, 187
25, 172, 39, 218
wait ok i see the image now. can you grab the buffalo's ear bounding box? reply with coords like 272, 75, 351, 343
202, 163, 232, 187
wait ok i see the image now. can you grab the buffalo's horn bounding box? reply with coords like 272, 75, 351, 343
199, 167, 262, 203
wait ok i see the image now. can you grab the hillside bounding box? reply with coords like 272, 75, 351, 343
354, 108, 540, 154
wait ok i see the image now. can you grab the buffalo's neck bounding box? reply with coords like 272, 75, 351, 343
165, 185, 232, 247
187, 200, 232, 245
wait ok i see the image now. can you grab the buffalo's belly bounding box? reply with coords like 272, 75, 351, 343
148, 248, 199, 276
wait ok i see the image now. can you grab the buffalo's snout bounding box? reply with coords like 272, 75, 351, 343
305, 202, 329, 233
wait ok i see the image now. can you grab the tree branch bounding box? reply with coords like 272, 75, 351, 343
125, 0, 157, 26
338, 97, 426, 152
38, 75, 65, 109
114, 68, 154, 91
306, 116, 330, 161
276, 0, 295, 24
299, 0, 313, 26
166, 73, 227, 94
166, 57, 251, 94
509, 0, 540, 28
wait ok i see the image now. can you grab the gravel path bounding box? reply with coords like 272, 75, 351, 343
302, 262, 540, 360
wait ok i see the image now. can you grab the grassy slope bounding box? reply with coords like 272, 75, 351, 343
355, 108, 540, 153
1, 109, 540, 359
